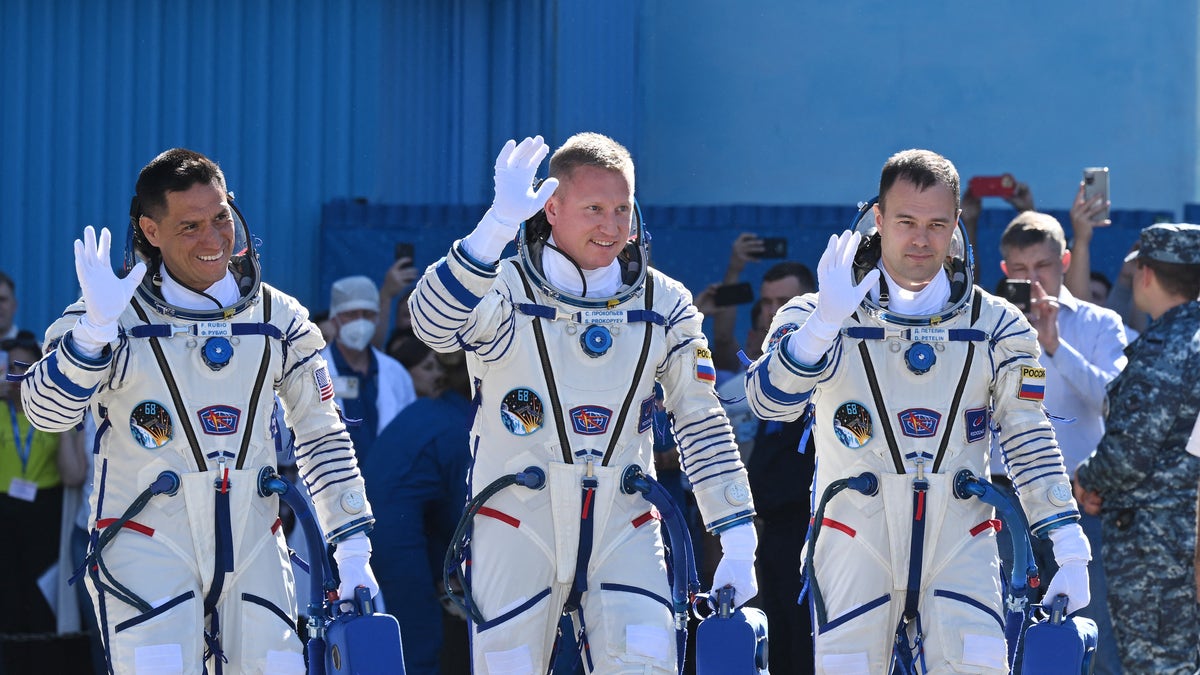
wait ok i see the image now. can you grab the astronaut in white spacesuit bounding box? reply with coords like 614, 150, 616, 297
410, 133, 757, 674
745, 149, 1092, 674
21, 149, 377, 675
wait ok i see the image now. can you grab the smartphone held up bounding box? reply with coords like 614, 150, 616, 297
1000, 279, 1032, 313
968, 174, 1017, 199
1083, 167, 1110, 221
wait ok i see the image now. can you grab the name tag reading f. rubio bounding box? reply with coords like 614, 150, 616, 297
195, 322, 234, 337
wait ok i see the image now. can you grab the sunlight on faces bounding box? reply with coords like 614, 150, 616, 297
874, 180, 960, 291
1001, 241, 1069, 299
759, 276, 805, 327
141, 181, 235, 291
544, 165, 633, 271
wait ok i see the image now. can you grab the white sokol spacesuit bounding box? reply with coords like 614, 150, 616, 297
746, 213, 1083, 674
22, 214, 372, 674
411, 143, 754, 674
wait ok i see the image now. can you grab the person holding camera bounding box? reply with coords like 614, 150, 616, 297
409, 133, 758, 674
997, 210, 1128, 674
1074, 223, 1200, 674
746, 149, 1091, 673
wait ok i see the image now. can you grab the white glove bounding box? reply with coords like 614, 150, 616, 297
1043, 523, 1091, 614
786, 230, 879, 364
332, 534, 381, 601
711, 523, 758, 607
462, 136, 560, 263
72, 226, 147, 357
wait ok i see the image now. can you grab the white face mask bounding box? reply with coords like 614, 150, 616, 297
337, 318, 375, 351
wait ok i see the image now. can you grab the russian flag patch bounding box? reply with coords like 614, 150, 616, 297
1017, 366, 1046, 402
314, 366, 335, 401
695, 347, 716, 383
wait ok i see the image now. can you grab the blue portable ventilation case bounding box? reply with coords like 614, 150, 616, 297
325, 586, 407, 674
696, 586, 769, 675
1020, 594, 1097, 675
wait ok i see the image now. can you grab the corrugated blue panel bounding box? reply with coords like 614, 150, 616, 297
3, 0, 643, 338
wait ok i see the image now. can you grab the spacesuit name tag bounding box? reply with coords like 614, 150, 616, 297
577, 310, 627, 325
906, 327, 950, 343
194, 322, 234, 337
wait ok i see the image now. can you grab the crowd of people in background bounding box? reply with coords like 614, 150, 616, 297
1, 153, 1197, 675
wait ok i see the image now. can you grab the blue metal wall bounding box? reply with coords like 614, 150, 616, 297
2, 0, 1194, 338
1, 0, 638, 336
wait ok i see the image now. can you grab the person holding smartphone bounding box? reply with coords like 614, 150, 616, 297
746, 149, 1091, 673
998, 210, 1128, 674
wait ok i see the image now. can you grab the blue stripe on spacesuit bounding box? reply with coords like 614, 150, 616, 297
282, 350, 319, 379
22, 373, 85, 429
475, 311, 516, 363
1028, 511, 1079, 535
476, 587, 552, 632
598, 583, 671, 612
43, 351, 99, 399
931, 590, 1004, 630
749, 362, 812, 409
451, 242, 501, 277
663, 336, 700, 363
114, 590, 196, 633
436, 259, 485, 309
61, 333, 113, 370
818, 593, 890, 634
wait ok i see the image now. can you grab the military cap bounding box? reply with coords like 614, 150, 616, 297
1124, 223, 1200, 265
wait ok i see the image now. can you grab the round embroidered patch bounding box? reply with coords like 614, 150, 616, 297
130, 400, 173, 449
767, 322, 800, 351
833, 401, 873, 449
501, 387, 545, 436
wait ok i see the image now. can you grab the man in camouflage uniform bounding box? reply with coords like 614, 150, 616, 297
1075, 223, 1200, 674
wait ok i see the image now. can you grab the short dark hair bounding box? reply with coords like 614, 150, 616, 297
1137, 258, 1200, 301
130, 149, 228, 264
878, 149, 960, 213
764, 261, 816, 294
0, 270, 13, 294
1000, 211, 1067, 258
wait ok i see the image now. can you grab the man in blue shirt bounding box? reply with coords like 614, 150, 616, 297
998, 210, 1127, 673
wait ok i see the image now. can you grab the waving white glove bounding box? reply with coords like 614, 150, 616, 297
73, 226, 146, 356
462, 136, 560, 263
1043, 523, 1091, 614
711, 523, 758, 607
332, 534, 381, 601
786, 230, 880, 365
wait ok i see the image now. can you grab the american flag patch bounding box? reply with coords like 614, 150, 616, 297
314, 366, 335, 401
1017, 366, 1045, 402
695, 347, 716, 383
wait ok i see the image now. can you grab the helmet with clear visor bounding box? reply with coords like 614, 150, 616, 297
515, 190, 650, 309
123, 193, 262, 321
848, 196, 975, 326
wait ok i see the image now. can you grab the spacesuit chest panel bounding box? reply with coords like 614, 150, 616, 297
815, 312, 994, 479
471, 278, 666, 474
105, 301, 283, 474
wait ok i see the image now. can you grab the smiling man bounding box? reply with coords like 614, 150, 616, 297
410, 133, 757, 674
20, 148, 379, 674
745, 149, 1091, 674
